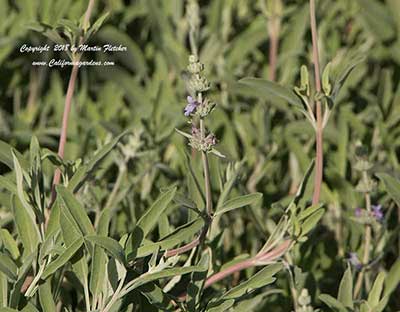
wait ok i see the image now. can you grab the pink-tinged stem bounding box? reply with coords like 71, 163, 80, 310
309, 0, 323, 205
165, 237, 200, 258
204, 240, 291, 289
51, 64, 79, 187
268, 17, 280, 81
204, 258, 256, 289
49, 0, 95, 203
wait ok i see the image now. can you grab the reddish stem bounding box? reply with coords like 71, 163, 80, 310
204, 240, 291, 289
51, 64, 79, 188
309, 0, 323, 205
165, 237, 200, 258
268, 18, 280, 81
49, 0, 95, 204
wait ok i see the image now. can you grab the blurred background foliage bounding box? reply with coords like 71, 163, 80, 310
0, 0, 400, 311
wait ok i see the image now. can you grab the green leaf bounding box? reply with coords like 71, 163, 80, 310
222, 263, 282, 300
68, 131, 128, 192
42, 237, 84, 279
187, 252, 210, 312
206, 300, 235, 312
45, 200, 60, 239
0, 308, 18, 312
0, 229, 20, 260
56, 185, 95, 236
28, 22, 66, 45
319, 294, 348, 312
0, 253, 18, 281
376, 173, 400, 207
11, 196, 40, 255
0, 272, 7, 307
368, 271, 385, 308
137, 282, 174, 311
90, 208, 111, 297
292, 159, 315, 207
300, 208, 324, 237
12, 151, 39, 231
136, 218, 204, 259
0, 140, 28, 170
38, 279, 56, 312
338, 266, 353, 309
59, 208, 89, 295
215, 193, 262, 216
238, 78, 303, 108
85, 235, 126, 265
87, 12, 109, 37
124, 266, 203, 293
97, 26, 147, 76
21, 302, 40, 312
384, 259, 400, 296
356, 0, 395, 41
0, 175, 17, 194
136, 187, 177, 237
331, 55, 364, 102
322, 62, 332, 95
298, 204, 323, 221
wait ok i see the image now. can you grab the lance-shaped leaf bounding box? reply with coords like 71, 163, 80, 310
90, 207, 111, 297
11, 196, 40, 255
85, 235, 126, 266
187, 252, 210, 312
0, 253, 18, 281
215, 193, 262, 216
384, 259, 400, 296
136, 187, 177, 237
39, 279, 56, 312
238, 78, 303, 108
368, 272, 385, 308
338, 266, 353, 309
136, 218, 204, 259
0, 140, 28, 170
331, 55, 364, 102
319, 294, 348, 312
12, 152, 40, 231
68, 130, 128, 192
221, 263, 283, 300
376, 173, 400, 207
56, 185, 95, 236
123, 266, 204, 294
42, 237, 84, 279
0, 229, 20, 260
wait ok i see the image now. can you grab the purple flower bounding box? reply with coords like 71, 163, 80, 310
371, 204, 383, 221
354, 208, 362, 217
184, 96, 199, 116
348, 252, 362, 270
191, 125, 200, 136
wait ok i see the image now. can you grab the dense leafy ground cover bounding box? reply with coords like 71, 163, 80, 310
0, 0, 400, 311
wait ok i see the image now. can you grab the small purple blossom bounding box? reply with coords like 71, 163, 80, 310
348, 252, 362, 270
184, 96, 199, 116
354, 207, 362, 217
371, 204, 383, 221
205, 133, 217, 146
191, 125, 200, 136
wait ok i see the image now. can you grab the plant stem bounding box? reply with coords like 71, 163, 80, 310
50, 0, 95, 204
51, 64, 79, 190
285, 254, 300, 312
309, 0, 323, 205
104, 165, 126, 210
268, 9, 280, 81
354, 172, 372, 298
204, 240, 291, 288
102, 271, 126, 312
200, 118, 213, 217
